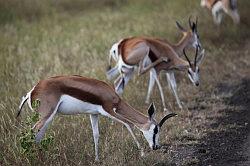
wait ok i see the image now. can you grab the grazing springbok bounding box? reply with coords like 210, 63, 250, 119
200, 0, 240, 24
17, 75, 177, 161
106, 19, 205, 111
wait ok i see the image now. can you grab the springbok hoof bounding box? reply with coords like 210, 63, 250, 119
140, 150, 145, 157
94, 159, 99, 162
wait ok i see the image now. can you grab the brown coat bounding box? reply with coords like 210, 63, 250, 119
31, 75, 150, 129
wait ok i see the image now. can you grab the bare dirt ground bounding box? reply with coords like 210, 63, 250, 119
167, 41, 250, 165
195, 78, 250, 166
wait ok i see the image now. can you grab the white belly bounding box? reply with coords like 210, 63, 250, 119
58, 95, 102, 115
117, 56, 134, 73
57, 95, 128, 126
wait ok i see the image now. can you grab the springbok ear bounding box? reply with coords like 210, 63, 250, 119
159, 113, 177, 128
196, 49, 205, 66
148, 102, 156, 121
176, 21, 186, 32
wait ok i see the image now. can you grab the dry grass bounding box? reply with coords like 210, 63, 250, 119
0, 0, 250, 165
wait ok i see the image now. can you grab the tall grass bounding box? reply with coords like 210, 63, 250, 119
0, 0, 249, 165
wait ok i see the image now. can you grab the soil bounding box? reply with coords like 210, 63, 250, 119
168, 47, 250, 165
195, 78, 250, 166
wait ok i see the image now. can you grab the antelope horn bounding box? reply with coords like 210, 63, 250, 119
176, 21, 186, 32
159, 113, 177, 127
194, 46, 199, 67
189, 16, 192, 29
183, 48, 192, 67
195, 16, 198, 27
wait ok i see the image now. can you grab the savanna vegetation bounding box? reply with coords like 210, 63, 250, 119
0, 0, 250, 165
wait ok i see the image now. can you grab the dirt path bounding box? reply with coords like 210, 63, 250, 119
196, 78, 250, 166
168, 42, 250, 165
170, 77, 250, 166
242, 132, 250, 166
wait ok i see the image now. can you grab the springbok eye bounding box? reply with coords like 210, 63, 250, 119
197, 68, 200, 73
188, 70, 192, 76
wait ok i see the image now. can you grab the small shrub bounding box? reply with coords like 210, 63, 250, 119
19, 111, 54, 160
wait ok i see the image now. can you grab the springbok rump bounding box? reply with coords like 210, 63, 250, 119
107, 18, 205, 111
201, 0, 240, 24
17, 75, 177, 161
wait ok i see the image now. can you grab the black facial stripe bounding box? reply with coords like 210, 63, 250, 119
154, 126, 158, 134
153, 133, 156, 148
188, 70, 192, 77
152, 126, 158, 148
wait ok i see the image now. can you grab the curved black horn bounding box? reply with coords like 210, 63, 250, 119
195, 16, 198, 27
183, 48, 192, 67
194, 46, 199, 67
189, 16, 192, 29
159, 113, 177, 127
176, 21, 186, 32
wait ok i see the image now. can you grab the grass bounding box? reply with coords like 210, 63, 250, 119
0, 0, 250, 165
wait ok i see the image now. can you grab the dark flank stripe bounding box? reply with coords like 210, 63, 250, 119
61, 87, 103, 106
148, 49, 158, 63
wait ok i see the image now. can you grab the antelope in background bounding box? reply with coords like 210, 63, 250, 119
200, 0, 240, 24
106, 18, 205, 111
17, 75, 177, 161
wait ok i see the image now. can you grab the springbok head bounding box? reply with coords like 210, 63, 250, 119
176, 17, 202, 50
141, 103, 177, 150
183, 47, 205, 86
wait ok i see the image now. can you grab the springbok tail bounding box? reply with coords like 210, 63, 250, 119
107, 51, 113, 71
107, 42, 119, 71
107, 39, 123, 70
16, 94, 29, 118
16, 86, 35, 118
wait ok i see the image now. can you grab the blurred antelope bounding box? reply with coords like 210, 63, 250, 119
200, 0, 240, 24
107, 18, 205, 111
17, 75, 177, 161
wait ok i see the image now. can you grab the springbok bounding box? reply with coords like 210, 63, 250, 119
106, 19, 205, 111
200, 0, 240, 24
17, 75, 177, 161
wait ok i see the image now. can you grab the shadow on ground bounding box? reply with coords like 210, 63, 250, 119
195, 78, 250, 166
